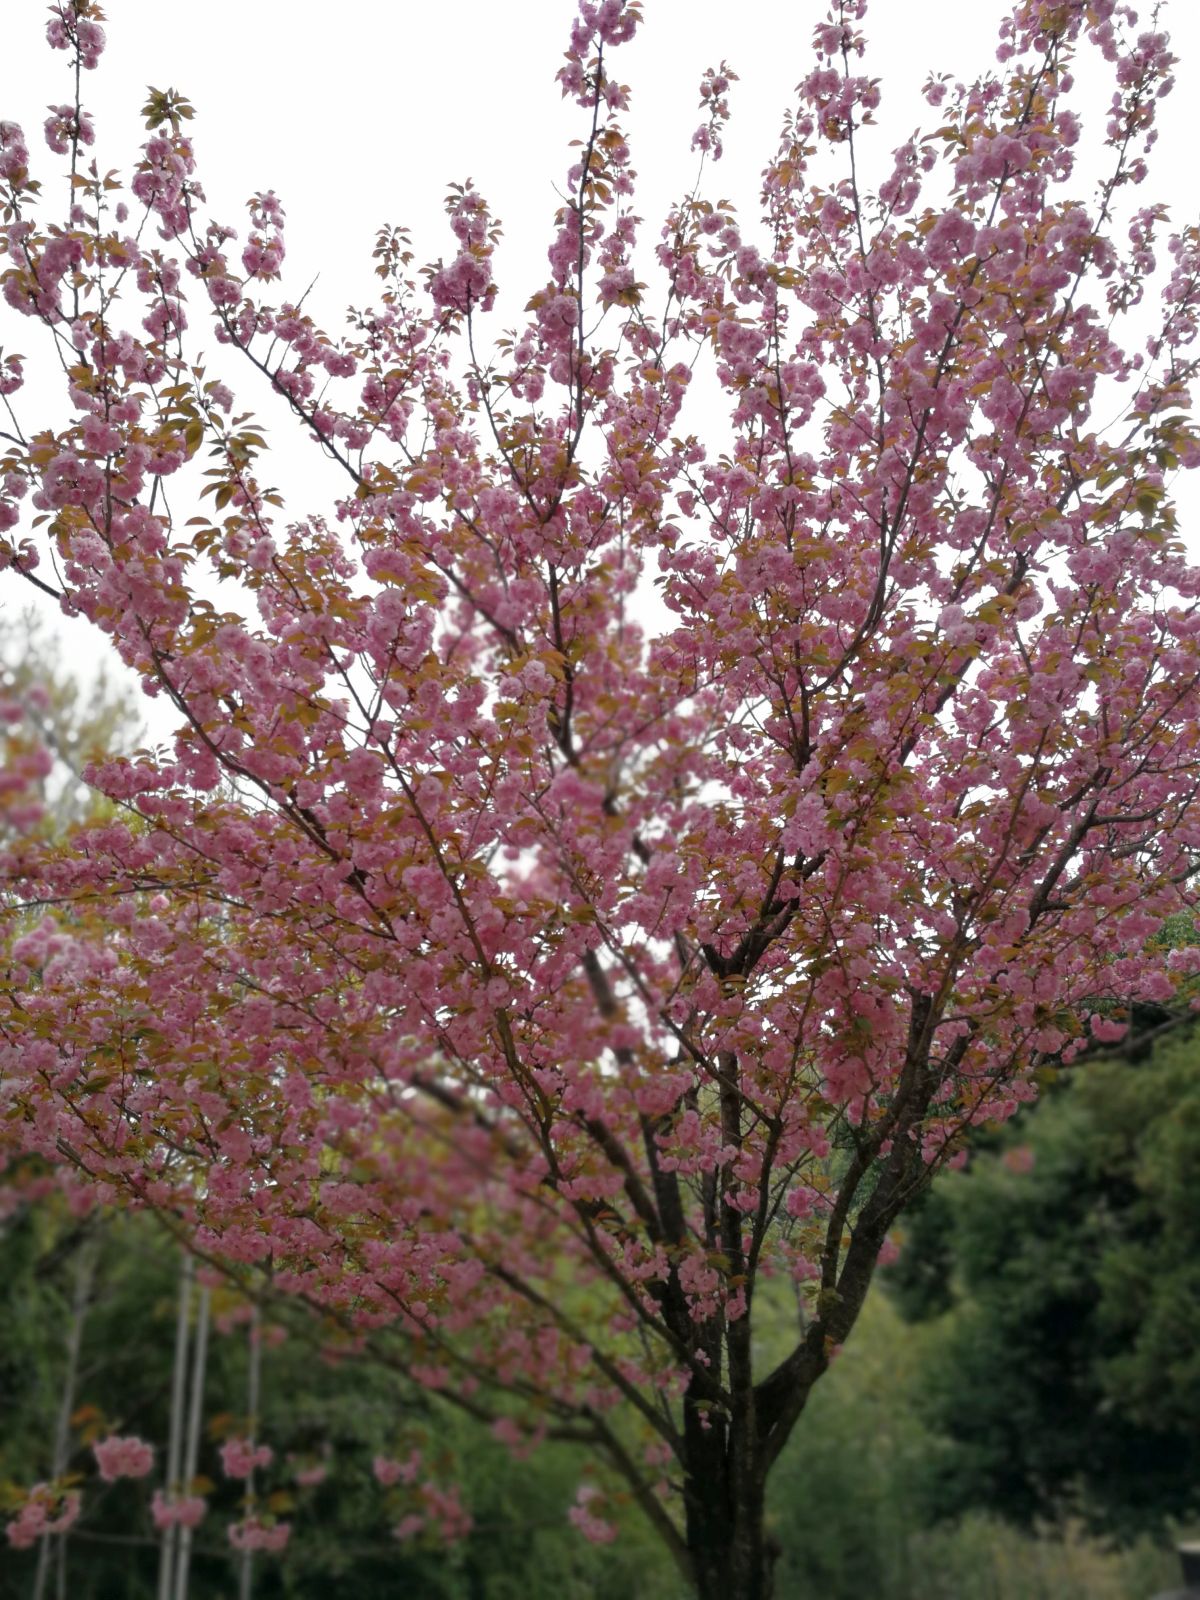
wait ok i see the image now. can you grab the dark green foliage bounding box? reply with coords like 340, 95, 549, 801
766, 1294, 933, 1598
887, 1034, 1200, 1541
763, 1291, 1177, 1600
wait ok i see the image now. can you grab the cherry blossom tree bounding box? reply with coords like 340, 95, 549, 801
2, 0, 1200, 1593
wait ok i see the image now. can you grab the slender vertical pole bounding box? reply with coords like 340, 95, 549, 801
172, 1283, 210, 1600
33, 1232, 96, 1600
157, 1252, 193, 1600
53, 1494, 70, 1600
238, 1303, 263, 1600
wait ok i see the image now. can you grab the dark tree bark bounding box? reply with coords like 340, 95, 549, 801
683, 1389, 778, 1600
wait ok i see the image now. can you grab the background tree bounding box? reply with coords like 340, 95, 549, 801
0, 607, 139, 830
887, 1024, 1200, 1542
0, 602, 138, 1215
3, 1, 1200, 1595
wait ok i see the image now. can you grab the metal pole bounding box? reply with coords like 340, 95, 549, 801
238, 1303, 263, 1600
156, 1251, 193, 1600
172, 1283, 210, 1600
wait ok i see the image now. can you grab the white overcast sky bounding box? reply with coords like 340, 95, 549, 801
2, 0, 1198, 743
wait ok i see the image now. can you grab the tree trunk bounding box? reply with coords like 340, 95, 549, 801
682, 1393, 777, 1600
685, 1470, 775, 1599
687, 1510, 775, 1597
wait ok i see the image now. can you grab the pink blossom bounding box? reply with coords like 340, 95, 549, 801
491, 1415, 524, 1451
0, 121, 30, 186
5, 1486, 80, 1549
373, 1450, 420, 1487
569, 1484, 618, 1545
1002, 1145, 1036, 1175
150, 1491, 207, 1530
420, 1482, 473, 1541
0, 352, 23, 396
219, 1437, 273, 1478
45, 5, 105, 67
44, 104, 95, 155
93, 1435, 154, 1482
430, 251, 494, 315
1089, 1014, 1129, 1043
227, 1517, 290, 1553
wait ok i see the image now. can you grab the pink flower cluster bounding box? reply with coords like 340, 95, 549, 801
5, 1485, 80, 1549
0, 352, 22, 397
242, 190, 286, 280
429, 252, 493, 316
390, 1482, 473, 1544
93, 1435, 154, 1482
227, 1516, 290, 1553
568, 1484, 618, 1545
423, 1483, 473, 1541
220, 1437, 274, 1478
372, 1450, 421, 1487
692, 62, 736, 161
0, 690, 51, 831
46, 3, 105, 69
150, 1491, 207, 1530
44, 104, 95, 156
0, 121, 29, 188
132, 132, 198, 239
